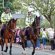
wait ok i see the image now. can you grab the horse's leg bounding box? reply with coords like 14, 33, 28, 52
1, 29, 4, 51
9, 38, 12, 54
9, 36, 13, 55
22, 40, 25, 50
4, 38, 8, 52
1, 38, 4, 51
21, 38, 26, 54
31, 40, 36, 55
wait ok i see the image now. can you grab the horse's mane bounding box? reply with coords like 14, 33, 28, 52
32, 21, 35, 27
7, 19, 16, 29
8, 19, 15, 23
31, 16, 37, 28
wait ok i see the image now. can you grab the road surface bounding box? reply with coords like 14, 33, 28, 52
0, 43, 55, 55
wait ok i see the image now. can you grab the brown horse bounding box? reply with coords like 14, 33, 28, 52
19, 16, 40, 55
0, 19, 17, 54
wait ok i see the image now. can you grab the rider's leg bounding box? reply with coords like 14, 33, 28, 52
4, 39, 8, 52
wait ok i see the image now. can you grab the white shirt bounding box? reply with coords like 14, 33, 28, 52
42, 31, 47, 38
48, 31, 54, 39
1, 12, 12, 23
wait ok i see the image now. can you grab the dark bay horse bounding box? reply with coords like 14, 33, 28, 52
0, 19, 17, 54
19, 16, 40, 55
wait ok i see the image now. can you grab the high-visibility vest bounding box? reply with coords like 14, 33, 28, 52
1, 12, 12, 23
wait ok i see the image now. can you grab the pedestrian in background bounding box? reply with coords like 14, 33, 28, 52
42, 28, 47, 49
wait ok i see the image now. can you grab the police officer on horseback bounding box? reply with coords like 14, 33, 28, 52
0, 7, 12, 51
1, 7, 12, 27
1, 7, 12, 37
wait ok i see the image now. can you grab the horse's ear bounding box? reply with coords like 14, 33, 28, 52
16, 19, 17, 21
15, 19, 17, 22
12, 18, 17, 22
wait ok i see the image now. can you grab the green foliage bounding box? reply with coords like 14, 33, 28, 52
46, 31, 49, 39
34, 0, 55, 28
12, 0, 22, 10
41, 18, 50, 28
0, 0, 3, 17
16, 18, 26, 28
0, 0, 55, 28
4, 0, 13, 2
40, 31, 42, 38
0, 8, 3, 16
4, 1, 14, 10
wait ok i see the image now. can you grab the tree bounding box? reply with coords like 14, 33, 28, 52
15, 0, 55, 28
4, 0, 14, 10
41, 18, 50, 28
11, 0, 55, 27
2, 0, 55, 28
0, 0, 4, 16
30, 0, 55, 27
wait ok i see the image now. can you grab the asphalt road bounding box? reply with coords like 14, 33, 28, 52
0, 43, 55, 55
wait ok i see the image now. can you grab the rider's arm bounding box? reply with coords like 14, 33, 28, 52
1, 12, 6, 23
10, 13, 12, 18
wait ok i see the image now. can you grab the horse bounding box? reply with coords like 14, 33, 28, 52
19, 16, 40, 55
0, 19, 17, 54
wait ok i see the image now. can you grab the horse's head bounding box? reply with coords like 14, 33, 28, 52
32, 16, 40, 28
8, 18, 17, 29
32, 16, 40, 37
35, 16, 40, 25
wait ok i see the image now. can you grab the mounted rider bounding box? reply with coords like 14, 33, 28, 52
0, 7, 12, 51
1, 7, 12, 29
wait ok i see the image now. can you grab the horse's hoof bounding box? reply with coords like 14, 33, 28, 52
9, 52, 12, 55
9, 50, 12, 55
1, 49, 3, 51
32, 52, 35, 55
22, 51, 26, 55
4, 47, 8, 52
4, 50, 7, 52
22, 53, 26, 55
10, 53, 12, 55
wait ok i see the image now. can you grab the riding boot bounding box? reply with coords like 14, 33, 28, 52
4, 46, 8, 52
9, 46, 12, 55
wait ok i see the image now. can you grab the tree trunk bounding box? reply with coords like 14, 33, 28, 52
46, 17, 53, 28
49, 19, 53, 28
